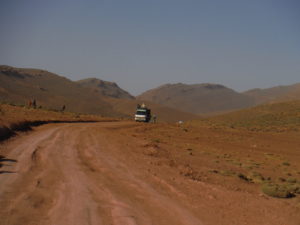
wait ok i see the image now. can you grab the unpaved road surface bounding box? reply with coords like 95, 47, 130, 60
0, 122, 202, 225
0, 122, 299, 225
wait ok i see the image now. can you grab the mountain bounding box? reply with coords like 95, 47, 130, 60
0, 66, 198, 122
243, 83, 300, 104
138, 83, 255, 114
0, 65, 120, 116
3, 65, 298, 121
77, 78, 134, 100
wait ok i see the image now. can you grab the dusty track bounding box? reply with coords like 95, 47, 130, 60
0, 122, 202, 225
1, 122, 299, 225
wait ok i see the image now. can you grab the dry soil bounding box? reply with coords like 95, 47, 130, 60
0, 121, 299, 225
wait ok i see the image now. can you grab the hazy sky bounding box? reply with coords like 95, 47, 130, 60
0, 0, 299, 95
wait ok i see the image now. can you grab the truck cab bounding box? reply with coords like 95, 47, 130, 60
135, 104, 151, 122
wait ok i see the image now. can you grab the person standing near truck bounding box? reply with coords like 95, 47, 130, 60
152, 114, 157, 123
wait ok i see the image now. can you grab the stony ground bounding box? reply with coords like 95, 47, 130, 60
0, 121, 300, 225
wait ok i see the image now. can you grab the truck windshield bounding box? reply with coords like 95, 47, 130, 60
136, 110, 147, 115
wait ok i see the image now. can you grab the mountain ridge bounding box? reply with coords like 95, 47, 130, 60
243, 83, 300, 104
138, 83, 255, 114
0, 65, 198, 122
77, 78, 134, 100
1, 65, 300, 118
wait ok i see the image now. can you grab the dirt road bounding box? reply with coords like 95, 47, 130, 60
1, 122, 299, 225
0, 122, 203, 225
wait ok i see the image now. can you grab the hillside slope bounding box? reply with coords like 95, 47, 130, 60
0, 65, 120, 116
138, 83, 255, 114
200, 100, 300, 131
243, 83, 300, 104
0, 66, 198, 122
77, 78, 134, 100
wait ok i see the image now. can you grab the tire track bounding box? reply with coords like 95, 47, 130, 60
0, 122, 204, 225
73, 125, 202, 225
0, 125, 68, 225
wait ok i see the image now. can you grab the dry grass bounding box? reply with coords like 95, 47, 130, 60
192, 100, 300, 132
128, 103, 300, 202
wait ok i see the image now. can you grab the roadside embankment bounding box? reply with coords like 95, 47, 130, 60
0, 103, 118, 141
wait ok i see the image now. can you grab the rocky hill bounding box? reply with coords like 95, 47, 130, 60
138, 83, 255, 114
2, 65, 299, 119
77, 78, 134, 100
243, 83, 300, 104
0, 65, 119, 116
0, 66, 197, 122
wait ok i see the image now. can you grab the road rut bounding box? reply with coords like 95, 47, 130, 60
0, 122, 203, 225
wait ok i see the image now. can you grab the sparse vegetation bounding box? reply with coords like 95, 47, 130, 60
247, 171, 265, 183
287, 178, 297, 183
138, 113, 300, 205
237, 173, 251, 182
1, 72, 300, 225
261, 182, 300, 198
196, 100, 300, 132
152, 138, 161, 143
282, 161, 291, 166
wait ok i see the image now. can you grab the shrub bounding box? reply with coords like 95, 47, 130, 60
278, 177, 286, 182
248, 172, 265, 183
220, 170, 236, 176
282, 161, 290, 166
284, 183, 300, 194
286, 178, 297, 183
237, 173, 251, 182
261, 183, 295, 198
